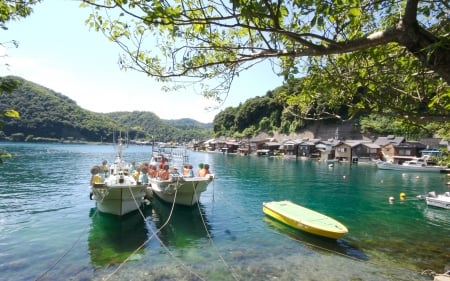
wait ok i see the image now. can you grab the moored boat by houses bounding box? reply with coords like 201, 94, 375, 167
421, 192, 450, 209
375, 155, 445, 172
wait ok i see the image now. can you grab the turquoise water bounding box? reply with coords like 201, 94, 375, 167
0, 143, 449, 281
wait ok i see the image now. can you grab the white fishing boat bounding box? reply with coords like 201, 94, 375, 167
89, 138, 147, 216
148, 148, 215, 206
375, 155, 445, 172
420, 191, 450, 209
149, 174, 215, 206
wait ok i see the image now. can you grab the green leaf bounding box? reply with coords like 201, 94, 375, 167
349, 8, 361, 17
3, 109, 20, 118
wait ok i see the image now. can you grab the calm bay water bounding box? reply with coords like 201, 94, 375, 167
0, 142, 449, 281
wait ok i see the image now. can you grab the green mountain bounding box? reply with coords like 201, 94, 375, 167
0, 76, 212, 143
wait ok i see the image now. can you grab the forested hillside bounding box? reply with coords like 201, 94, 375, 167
1, 75, 446, 144
106, 112, 212, 143
212, 78, 447, 140
0, 76, 212, 143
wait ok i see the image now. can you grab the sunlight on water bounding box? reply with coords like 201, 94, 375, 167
0, 143, 448, 281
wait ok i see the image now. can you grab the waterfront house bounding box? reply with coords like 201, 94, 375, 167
315, 139, 339, 160
252, 138, 280, 156
237, 140, 251, 155
220, 140, 240, 153
203, 138, 217, 151
351, 142, 381, 162
374, 135, 406, 161
391, 141, 427, 164
334, 140, 364, 162
279, 139, 300, 157
298, 138, 321, 158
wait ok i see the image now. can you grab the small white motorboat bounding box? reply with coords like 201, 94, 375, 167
418, 191, 450, 209
376, 155, 445, 173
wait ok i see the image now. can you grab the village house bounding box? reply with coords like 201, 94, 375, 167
374, 135, 406, 161
279, 139, 299, 157
237, 140, 251, 155
351, 142, 381, 162
388, 141, 427, 164
201, 134, 445, 162
220, 140, 240, 153
298, 138, 321, 158
248, 137, 282, 156
333, 140, 366, 162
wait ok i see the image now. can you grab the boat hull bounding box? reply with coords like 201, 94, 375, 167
263, 200, 348, 239
91, 184, 147, 216
426, 195, 450, 209
376, 161, 444, 172
149, 175, 214, 206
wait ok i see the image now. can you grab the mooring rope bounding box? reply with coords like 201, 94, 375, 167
191, 179, 241, 281
34, 191, 105, 281
104, 180, 210, 281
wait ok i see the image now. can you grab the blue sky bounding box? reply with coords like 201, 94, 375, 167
0, 0, 284, 123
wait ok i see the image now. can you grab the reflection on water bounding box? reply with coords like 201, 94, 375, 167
88, 208, 150, 267
263, 216, 368, 261
148, 196, 212, 248
422, 206, 450, 227
88, 197, 212, 268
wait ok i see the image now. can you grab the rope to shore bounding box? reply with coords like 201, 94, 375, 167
39, 178, 235, 280
103, 179, 219, 281
34, 194, 105, 281
190, 180, 241, 281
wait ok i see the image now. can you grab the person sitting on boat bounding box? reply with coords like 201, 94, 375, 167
197, 163, 204, 176
188, 164, 194, 177
101, 160, 108, 177
183, 164, 194, 177
149, 165, 158, 178
90, 166, 103, 185
132, 164, 141, 181
139, 167, 149, 184
159, 157, 166, 170
198, 163, 210, 177
183, 164, 190, 176
158, 164, 170, 180
129, 161, 136, 173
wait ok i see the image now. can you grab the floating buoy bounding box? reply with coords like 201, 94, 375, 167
380, 179, 384, 184
416, 176, 420, 179
389, 196, 395, 203
400, 192, 406, 200
342, 175, 346, 179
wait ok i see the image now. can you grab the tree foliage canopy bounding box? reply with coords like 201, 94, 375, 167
0, 0, 38, 30
0, 76, 20, 163
82, 0, 449, 123
212, 85, 448, 140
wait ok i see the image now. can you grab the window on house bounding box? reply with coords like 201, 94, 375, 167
337, 147, 347, 153
398, 149, 412, 156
